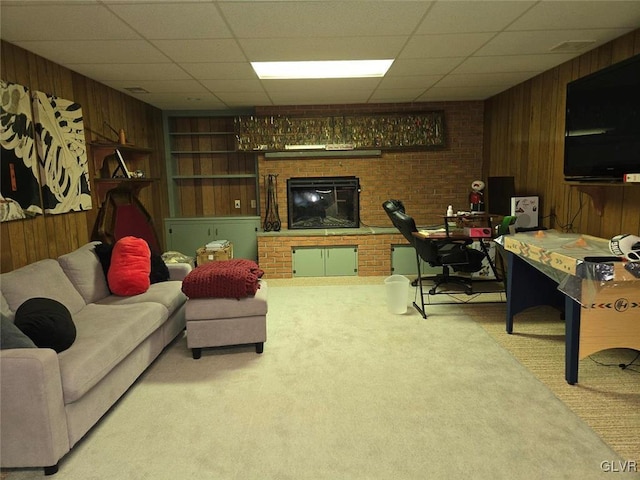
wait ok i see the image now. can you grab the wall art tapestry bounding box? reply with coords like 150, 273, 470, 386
0, 80, 42, 222
32, 90, 92, 214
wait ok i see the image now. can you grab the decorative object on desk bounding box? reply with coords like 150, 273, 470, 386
112, 148, 131, 178
132, 170, 145, 178
0, 80, 42, 222
32, 89, 92, 214
469, 180, 485, 212
103, 121, 127, 145
609, 234, 640, 262
263, 173, 281, 231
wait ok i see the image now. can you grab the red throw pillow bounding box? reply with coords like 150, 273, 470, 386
107, 236, 151, 296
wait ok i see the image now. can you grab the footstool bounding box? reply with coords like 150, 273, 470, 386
185, 280, 268, 359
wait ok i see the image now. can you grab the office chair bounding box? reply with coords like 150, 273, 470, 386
382, 200, 485, 295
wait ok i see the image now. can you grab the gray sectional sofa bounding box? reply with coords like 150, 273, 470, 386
0, 242, 191, 475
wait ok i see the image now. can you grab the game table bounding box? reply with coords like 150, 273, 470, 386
496, 230, 640, 384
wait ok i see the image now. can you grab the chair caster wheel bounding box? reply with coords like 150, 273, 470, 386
429, 288, 437, 295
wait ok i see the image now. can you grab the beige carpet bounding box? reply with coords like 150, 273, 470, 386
2, 278, 638, 479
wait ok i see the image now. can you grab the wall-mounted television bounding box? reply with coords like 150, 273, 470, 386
564, 54, 640, 182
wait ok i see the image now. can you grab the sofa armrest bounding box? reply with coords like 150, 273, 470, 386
167, 262, 192, 281
0, 349, 70, 469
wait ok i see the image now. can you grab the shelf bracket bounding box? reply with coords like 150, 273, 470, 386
575, 185, 605, 216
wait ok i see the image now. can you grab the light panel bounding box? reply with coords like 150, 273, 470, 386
251, 60, 394, 79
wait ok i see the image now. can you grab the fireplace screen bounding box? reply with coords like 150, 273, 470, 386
287, 176, 360, 229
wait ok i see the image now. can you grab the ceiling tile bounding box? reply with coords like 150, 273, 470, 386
400, 33, 496, 58
215, 92, 273, 107
107, 3, 232, 39
437, 72, 538, 88
219, 1, 431, 38
0, 4, 138, 41
418, 85, 508, 101
102, 80, 209, 94
12, 40, 170, 64
239, 36, 406, 62
149, 39, 246, 63
476, 29, 633, 56
454, 54, 578, 74
200, 79, 264, 93
179, 63, 257, 80
387, 58, 465, 76
415, 1, 536, 34
378, 75, 442, 90
65, 63, 191, 82
369, 89, 426, 103
508, 1, 640, 30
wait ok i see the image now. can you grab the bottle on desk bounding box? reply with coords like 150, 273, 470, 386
446, 205, 456, 228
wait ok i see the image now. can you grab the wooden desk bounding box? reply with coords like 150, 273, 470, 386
411, 229, 502, 318
499, 230, 640, 384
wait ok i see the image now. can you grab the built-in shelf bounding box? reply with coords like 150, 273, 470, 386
566, 181, 638, 216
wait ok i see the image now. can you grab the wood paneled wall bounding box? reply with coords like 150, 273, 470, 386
1, 41, 169, 273
483, 30, 640, 239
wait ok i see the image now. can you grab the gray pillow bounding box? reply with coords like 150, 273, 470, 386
1, 313, 36, 349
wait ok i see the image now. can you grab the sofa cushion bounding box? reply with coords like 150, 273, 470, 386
108, 237, 151, 296
14, 298, 76, 353
1, 313, 36, 349
58, 242, 111, 304
0, 259, 86, 315
57, 302, 167, 403
96, 281, 187, 314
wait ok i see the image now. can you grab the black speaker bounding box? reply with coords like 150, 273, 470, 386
487, 176, 515, 216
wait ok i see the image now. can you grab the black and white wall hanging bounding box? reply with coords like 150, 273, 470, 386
0, 80, 42, 222
32, 90, 92, 214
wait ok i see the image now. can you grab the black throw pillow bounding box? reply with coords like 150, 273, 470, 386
14, 298, 76, 353
94, 242, 113, 279
150, 251, 170, 284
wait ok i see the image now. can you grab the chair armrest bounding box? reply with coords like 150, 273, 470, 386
0, 349, 70, 468
167, 263, 192, 281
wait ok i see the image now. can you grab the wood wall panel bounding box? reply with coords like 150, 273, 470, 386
484, 30, 640, 239
1, 41, 169, 273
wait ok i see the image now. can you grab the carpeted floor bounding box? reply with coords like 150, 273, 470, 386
2, 277, 638, 479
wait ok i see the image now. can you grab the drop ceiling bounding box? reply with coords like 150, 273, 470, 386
1, 1, 639, 111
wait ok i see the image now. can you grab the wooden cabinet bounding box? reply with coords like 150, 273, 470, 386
164, 115, 258, 218
292, 246, 358, 277
89, 143, 154, 204
164, 216, 261, 261
391, 245, 440, 276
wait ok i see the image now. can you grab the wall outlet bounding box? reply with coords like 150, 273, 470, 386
234, 200, 241, 208
251, 199, 256, 208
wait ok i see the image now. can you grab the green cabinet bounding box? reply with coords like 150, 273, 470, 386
391, 245, 440, 276
292, 246, 358, 277
164, 217, 261, 260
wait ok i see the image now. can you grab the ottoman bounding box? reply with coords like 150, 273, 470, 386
185, 280, 268, 359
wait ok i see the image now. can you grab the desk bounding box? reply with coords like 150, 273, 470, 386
411, 229, 501, 318
497, 230, 640, 384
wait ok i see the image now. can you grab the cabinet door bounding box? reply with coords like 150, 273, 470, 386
391, 245, 441, 276
325, 247, 358, 276
292, 248, 325, 277
210, 217, 261, 261
165, 221, 213, 257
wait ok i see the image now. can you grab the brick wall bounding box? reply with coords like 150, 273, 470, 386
255, 101, 484, 278
257, 101, 484, 229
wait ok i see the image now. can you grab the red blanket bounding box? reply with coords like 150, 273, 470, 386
181, 259, 264, 299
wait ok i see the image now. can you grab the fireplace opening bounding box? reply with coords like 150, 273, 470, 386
287, 176, 360, 229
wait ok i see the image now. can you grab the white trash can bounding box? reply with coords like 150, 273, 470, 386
384, 275, 410, 314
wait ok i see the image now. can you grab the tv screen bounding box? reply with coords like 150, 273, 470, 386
564, 54, 640, 182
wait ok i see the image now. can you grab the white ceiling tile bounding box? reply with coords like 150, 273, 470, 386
150, 39, 246, 63
0, 4, 138, 41
12, 40, 170, 64
416, 1, 536, 34
369, 89, 426, 103
239, 36, 406, 62
219, 1, 431, 38
508, 1, 640, 31
179, 63, 257, 80
418, 85, 508, 101
378, 75, 442, 90
107, 3, 232, 39
387, 58, 465, 76
66, 63, 191, 82
476, 29, 633, 56
437, 71, 538, 88
102, 80, 209, 94
215, 92, 273, 107
454, 54, 578, 74
200, 79, 264, 92
400, 33, 496, 58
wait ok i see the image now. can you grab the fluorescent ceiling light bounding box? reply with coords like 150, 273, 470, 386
251, 60, 394, 79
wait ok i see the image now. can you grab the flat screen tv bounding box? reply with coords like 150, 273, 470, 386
564, 54, 640, 182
